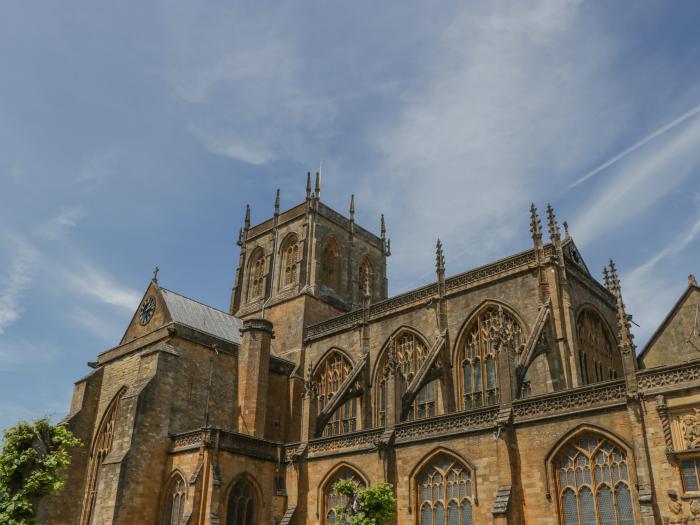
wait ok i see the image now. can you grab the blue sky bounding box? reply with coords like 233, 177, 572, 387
1, 1, 700, 431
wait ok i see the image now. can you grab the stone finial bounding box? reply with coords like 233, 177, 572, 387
563, 221, 570, 239
546, 203, 560, 242
244, 204, 251, 230
306, 172, 312, 200
611, 265, 636, 354
530, 203, 543, 247
381, 214, 391, 256
274, 189, 280, 216
436, 238, 445, 274
690, 274, 698, 287
602, 266, 611, 290
608, 259, 620, 292
314, 171, 321, 200
152, 266, 159, 283
349, 194, 355, 221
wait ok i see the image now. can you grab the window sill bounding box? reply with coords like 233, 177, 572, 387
681, 491, 700, 500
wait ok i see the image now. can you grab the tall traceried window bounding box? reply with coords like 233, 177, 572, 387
315, 351, 358, 437
375, 331, 439, 424
226, 478, 256, 525
359, 256, 372, 296
554, 432, 634, 525
417, 453, 475, 525
321, 237, 341, 291
577, 308, 622, 385
248, 251, 266, 301
81, 389, 124, 525
281, 236, 300, 287
163, 474, 187, 525
323, 466, 366, 525
457, 305, 523, 410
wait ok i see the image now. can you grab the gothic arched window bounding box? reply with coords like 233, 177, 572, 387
81, 389, 124, 525
163, 474, 187, 525
554, 432, 634, 525
576, 308, 622, 385
374, 331, 439, 424
281, 236, 300, 288
358, 257, 372, 297
321, 237, 341, 291
416, 453, 475, 525
323, 466, 366, 525
457, 305, 523, 410
315, 351, 358, 436
226, 478, 256, 525
248, 250, 266, 301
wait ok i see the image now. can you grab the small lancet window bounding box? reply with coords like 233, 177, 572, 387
163, 474, 187, 525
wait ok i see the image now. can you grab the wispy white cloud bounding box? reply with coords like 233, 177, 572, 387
623, 204, 700, 345
35, 207, 86, 241
69, 306, 123, 342
359, 0, 627, 289
573, 114, 700, 247
0, 234, 38, 334
66, 264, 141, 311
569, 102, 700, 189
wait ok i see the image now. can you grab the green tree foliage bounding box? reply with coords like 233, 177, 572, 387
0, 419, 80, 524
332, 478, 397, 525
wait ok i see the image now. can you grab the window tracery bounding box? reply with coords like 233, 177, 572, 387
281, 237, 299, 287
577, 309, 621, 385
248, 251, 266, 301
554, 432, 634, 525
321, 237, 341, 291
417, 453, 474, 525
315, 351, 357, 436
163, 474, 186, 525
375, 331, 438, 424
457, 306, 523, 410
323, 466, 366, 525
226, 478, 256, 525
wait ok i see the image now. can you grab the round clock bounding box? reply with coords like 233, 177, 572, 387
139, 295, 156, 326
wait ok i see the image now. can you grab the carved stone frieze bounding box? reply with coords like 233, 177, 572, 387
638, 362, 700, 391
512, 380, 626, 421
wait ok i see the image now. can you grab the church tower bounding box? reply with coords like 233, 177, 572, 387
229, 172, 389, 364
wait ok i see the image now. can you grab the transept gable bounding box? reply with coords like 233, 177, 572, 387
119, 279, 243, 346
119, 279, 173, 345
639, 279, 700, 369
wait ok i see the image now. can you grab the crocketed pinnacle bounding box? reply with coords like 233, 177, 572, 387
546, 203, 560, 242
530, 203, 543, 247
436, 238, 445, 274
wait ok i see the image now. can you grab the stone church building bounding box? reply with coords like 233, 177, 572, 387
39, 174, 700, 524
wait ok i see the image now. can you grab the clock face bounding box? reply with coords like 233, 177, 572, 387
139, 295, 156, 326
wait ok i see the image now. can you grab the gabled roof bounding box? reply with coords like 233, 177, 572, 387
638, 282, 700, 363
160, 288, 242, 345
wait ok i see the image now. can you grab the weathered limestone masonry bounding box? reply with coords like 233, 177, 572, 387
38, 177, 700, 525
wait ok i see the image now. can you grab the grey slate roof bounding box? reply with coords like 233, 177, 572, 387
160, 288, 242, 345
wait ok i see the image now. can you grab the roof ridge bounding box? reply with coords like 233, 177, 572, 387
160, 287, 236, 317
